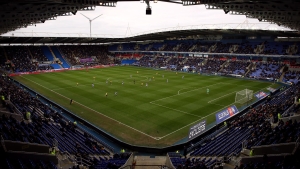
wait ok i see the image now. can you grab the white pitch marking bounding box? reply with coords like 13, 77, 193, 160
150, 102, 202, 118
52, 82, 103, 91
151, 82, 224, 103
157, 102, 235, 140
178, 88, 196, 95
19, 75, 160, 140
157, 83, 278, 140
208, 91, 237, 103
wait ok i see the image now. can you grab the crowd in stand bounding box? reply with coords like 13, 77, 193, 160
247, 62, 283, 80
283, 70, 300, 84
0, 74, 131, 169
230, 85, 300, 148
109, 41, 300, 55
201, 58, 225, 73
4, 46, 36, 72
59, 45, 111, 65
187, 84, 300, 165
136, 55, 153, 67
29, 46, 49, 62
0, 46, 55, 73
220, 60, 250, 75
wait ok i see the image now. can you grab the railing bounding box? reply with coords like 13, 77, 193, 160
282, 104, 295, 117
119, 165, 172, 169
75, 154, 92, 167
228, 152, 237, 161
242, 140, 248, 149
187, 125, 228, 152
62, 151, 75, 162
292, 137, 300, 154
52, 138, 58, 148
208, 158, 223, 169
1, 135, 7, 152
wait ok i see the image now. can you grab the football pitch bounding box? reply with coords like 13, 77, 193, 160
13, 66, 281, 147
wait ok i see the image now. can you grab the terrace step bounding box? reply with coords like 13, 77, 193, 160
133, 155, 166, 169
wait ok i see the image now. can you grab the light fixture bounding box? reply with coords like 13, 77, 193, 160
71, 10, 77, 15
223, 9, 229, 14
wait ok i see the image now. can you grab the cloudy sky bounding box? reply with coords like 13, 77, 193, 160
4, 2, 287, 38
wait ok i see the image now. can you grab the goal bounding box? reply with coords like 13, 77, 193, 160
235, 89, 253, 104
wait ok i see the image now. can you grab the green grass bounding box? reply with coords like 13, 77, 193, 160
13, 66, 281, 147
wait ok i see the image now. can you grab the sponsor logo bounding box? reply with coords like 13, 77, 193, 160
215, 105, 239, 124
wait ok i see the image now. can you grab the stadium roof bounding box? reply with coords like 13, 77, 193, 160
0, 0, 299, 35
0, 29, 299, 44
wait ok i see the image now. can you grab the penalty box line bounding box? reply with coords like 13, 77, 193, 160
19, 76, 160, 140
149, 83, 224, 118
149, 83, 225, 119
156, 83, 277, 140
151, 82, 224, 103
157, 101, 237, 140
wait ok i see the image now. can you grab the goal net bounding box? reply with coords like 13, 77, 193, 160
235, 89, 253, 104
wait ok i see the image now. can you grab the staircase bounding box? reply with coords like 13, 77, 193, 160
219, 60, 230, 72
244, 62, 255, 76
189, 44, 197, 52
202, 58, 208, 66
229, 45, 239, 53
57, 152, 77, 169
41, 46, 62, 69
50, 46, 71, 68
254, 43, 265, 54
182, 57, 189, 64
151, 55, 158, 61
159, 44, 167, 51
27, 46, 33, 59
1, 47, 8, 60
279, 72, 286, 82
246, 62, 257, 76
146, 44, 153, 51
173, 44, 181, 51
208, 43, 218, 53
133, 156, 166, 169
165, 56, 173, 63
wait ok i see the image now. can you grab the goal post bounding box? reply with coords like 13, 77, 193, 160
235, 89, 253, 104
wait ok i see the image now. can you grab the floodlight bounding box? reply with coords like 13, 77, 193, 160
146, 7, 151, 15
223, 9, 230, 14
71, 10, 77, 15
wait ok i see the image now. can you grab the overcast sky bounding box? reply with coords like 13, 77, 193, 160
3, 2, 288, 38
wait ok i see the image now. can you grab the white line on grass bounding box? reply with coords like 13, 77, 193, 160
207, 91, 237, 103
157, 102, 235, 140
156, 82, 278, 140
151, 82, 224, 103
19, 75, 160, 140
150, 102, 202, 118
52, 82, 104, 91
149, 83, 225, 120
178, 88, 196, 95
20, 75, 279, 141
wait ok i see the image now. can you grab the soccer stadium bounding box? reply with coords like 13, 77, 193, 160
0, 0, 300, 169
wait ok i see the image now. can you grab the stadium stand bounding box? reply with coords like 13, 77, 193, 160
0, 74, 131, 169
59, 45, 112, 66
283, 70, 300, 84
246, 62, 283, 80
1, 40, 300, 169
184, 84, 300, 168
